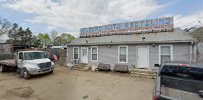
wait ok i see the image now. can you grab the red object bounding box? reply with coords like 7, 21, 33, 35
153, 96, 158, 100
179, 64, 189, 67
53, 55, 58, 61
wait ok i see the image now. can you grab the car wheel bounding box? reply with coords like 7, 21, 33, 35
0, 65, 4, 73
22, 68, 31, 79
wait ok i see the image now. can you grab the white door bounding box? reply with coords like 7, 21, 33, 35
81, 47, 88, 63
137, 47, 149, 68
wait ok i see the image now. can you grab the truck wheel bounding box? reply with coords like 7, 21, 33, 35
0, 65, 4, 73
49, 70, 53, 74
21, 68, 31, 79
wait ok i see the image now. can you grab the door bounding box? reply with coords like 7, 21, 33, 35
81, 47, 88, 63
17, 52, 24, 68
137, 46, 149, 68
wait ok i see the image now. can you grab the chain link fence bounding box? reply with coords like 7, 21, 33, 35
59, 49, 67, 66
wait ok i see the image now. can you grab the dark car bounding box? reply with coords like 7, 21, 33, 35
153, 63, 203, 100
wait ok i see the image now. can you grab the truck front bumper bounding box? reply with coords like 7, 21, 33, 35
28, 67, 54, 75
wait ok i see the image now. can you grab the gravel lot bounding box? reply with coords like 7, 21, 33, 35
0, 66, 154, 100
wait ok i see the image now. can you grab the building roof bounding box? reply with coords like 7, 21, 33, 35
22, 50, 44, 52
68, 28, 197, 46
51, 46, 67, 49
190, 27, 203, 33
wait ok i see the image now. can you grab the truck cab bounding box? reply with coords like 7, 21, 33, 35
17, 50, 54, 79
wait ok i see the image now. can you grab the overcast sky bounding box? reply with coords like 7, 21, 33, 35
0, 0, 203, 37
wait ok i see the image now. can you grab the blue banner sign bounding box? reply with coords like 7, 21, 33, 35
80, 17, 174, 37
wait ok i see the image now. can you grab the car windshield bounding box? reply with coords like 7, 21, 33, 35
24, 52, 46, 60
160, 65, 203, 81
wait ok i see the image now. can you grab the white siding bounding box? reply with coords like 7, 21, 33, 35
197, 42, 203, 63
67, 43, 191, 69
173, 44, 190, 61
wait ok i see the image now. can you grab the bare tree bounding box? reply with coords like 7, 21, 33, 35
8, 23, 19, 41
50, 30, 58, 44
0, 17, 12, 36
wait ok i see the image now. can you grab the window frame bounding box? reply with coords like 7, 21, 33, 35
118, 45, 128, 63
91, 46, 98, 61
0, 45, 3, 52
159, 45, 173, 64
73, 47, 79, 60
18, 52, 23, 60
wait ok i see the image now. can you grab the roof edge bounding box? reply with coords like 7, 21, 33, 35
68, 40, 195, 46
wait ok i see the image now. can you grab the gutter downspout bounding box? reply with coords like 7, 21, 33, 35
194, 42, 198, 63
189, 42, 193, 63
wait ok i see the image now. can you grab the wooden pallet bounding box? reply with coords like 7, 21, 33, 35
131, 69, 157, 79
70, 64, 90, 71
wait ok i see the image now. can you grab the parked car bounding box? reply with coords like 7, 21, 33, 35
153, 63, 203, 100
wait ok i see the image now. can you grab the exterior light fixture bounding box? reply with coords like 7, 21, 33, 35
142, 37, 145, 41
141, 32, 145, 41
152, 44, 155, 47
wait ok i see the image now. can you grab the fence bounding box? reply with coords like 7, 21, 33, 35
59, 49, 67, 66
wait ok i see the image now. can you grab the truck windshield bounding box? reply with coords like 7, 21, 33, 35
24, 52, 46, 60
160, 65, 203, 81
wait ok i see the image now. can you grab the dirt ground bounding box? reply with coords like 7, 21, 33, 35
0, 66, 154, 100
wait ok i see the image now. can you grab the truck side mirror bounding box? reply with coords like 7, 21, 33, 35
154, 64, 160, 67
18, 52, 23, 60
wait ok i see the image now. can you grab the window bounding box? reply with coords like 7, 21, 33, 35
160, 65, 203, 81
160, 45, 173, 64
118, 46, 128, 63
73, 47, 79, 59
24, 52, 46, 60
91, 46, 98, 61
19, 52, 23, 59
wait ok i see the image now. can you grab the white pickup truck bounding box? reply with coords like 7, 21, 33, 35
0, 50, 55, 79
